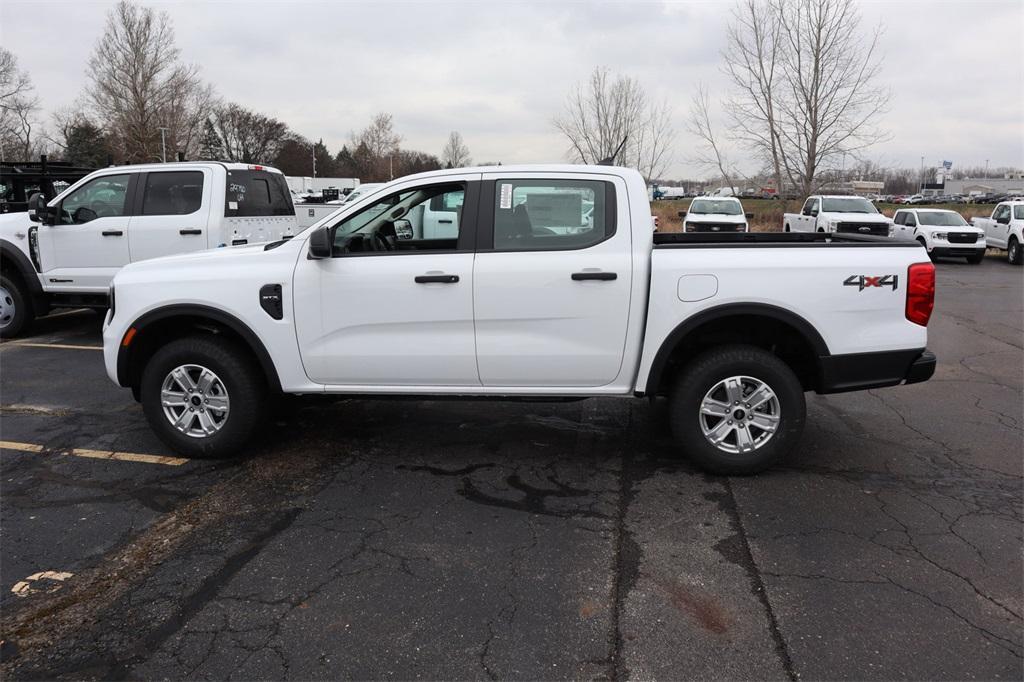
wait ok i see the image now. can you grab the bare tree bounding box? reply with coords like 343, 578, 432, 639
205, 102, 289, 164
722, 0, 889, 196
0, 48, 42, 161
441, 131, 471, 168
553, 67, 673, 182
86, 1, 214, 162
351, 113, 402, 180
686, 84, 743, 192
722, 0, 786, 195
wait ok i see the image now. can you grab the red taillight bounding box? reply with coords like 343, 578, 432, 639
906, 262, 935, 326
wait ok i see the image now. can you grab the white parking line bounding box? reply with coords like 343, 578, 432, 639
0, 440, 188, 466
0, 342, 103, 351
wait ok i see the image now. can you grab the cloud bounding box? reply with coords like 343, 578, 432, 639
2, 0, 1020, 178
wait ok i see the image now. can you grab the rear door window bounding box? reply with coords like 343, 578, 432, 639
490, 179, 613, 251
141, 171, 204, 215
224, 170, 295, 217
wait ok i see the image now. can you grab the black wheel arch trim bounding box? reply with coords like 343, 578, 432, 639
0, 239, 46, 307
643, 302, 829, 396
116, 304, 282, 393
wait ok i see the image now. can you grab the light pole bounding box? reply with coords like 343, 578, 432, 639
158, 127, 170, 163
920, 156, 924, 191
985, 159, 989, 179
311, 143, 317, 178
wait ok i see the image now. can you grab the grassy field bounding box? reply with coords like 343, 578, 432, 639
651, 198, 998, 233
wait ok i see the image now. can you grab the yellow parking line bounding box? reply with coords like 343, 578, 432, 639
0, 440, 188, 466
1, 342, 103, 351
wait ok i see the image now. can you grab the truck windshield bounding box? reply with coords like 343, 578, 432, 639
689, 199, 741, 215
821, 197, 877, 213
224, 170, 295, 217
917, 211, 967, 226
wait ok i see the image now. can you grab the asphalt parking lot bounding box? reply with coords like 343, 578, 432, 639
1, 256, 1021, 680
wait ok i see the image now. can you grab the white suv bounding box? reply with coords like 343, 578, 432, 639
892, 208, 986, 264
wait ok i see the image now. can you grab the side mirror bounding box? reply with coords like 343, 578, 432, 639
308, 225, 333, 259
810, 209, 819, 217
677, 210, 687, 217
27, 192, 47, 223
745, 212, 753, 219
393, 218, 413, 240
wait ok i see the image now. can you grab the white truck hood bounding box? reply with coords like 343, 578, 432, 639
821, 212, 891, 223
686, 213, 746, 223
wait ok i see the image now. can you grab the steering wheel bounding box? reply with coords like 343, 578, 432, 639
372, 231, 394, 252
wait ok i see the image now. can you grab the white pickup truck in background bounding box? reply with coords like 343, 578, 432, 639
0, 162, 297, 337
102, 165, 937, 475
892, 208, 986, 264
971, 200, 1024, 265
679, 196, 752, 232
784, 195, 893, 237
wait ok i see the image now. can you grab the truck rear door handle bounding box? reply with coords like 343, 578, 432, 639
415, 274, 459, 284
179, 229, 202, 235
571, 271, 617, 281
101, 230, 123, 237
437, 219, 453, 224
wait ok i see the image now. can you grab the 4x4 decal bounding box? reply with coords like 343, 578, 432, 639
844, 274, 898, 291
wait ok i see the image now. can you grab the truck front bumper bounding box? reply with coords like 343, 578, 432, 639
929, 245, 986, 258
817, 349, 936, 394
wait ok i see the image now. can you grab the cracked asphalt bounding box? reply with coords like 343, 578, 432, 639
1, 257, 1021, 680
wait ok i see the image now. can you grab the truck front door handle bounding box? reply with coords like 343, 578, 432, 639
415, 274, 459, 284
179, 229, 202, 235
571, 271, 617, 281
101, 230, 123, 236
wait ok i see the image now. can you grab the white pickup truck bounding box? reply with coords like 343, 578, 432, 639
679, 196, 752, 233
971, 200, 1024, 265
784, 195, 893, 237
102, 165, 937, 474
0, 162, 297, 338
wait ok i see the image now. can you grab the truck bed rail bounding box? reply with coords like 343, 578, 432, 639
653, 232, 916, 248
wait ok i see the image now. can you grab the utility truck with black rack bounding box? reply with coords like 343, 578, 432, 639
102, 165, 937, 475
0, 162, 297, 337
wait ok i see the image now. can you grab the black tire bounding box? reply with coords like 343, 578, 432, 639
669, 345, 805, 475
784, 224, 790, 233
966, 252, 984, 265
1009, 238, 1022, 266
140, 335, 266, 459
0, 273, 34, 339
817, 227, 824, 233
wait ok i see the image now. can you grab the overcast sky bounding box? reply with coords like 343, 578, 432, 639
2, 0, 1022, 178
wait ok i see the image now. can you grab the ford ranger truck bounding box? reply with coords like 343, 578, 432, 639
102, 165, 937, 475
0, 162, 297, 337
784, 195, 893, 238
971, 200, 1024, 265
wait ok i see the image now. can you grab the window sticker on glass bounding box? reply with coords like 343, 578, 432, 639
499, 183, 513, 209
228, 201, 238, 210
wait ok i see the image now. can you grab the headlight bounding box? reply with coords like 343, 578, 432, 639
685, 222, 694, 232
933, 232, 947, 240
737, 223, 747, 231
827, 221, 839, 231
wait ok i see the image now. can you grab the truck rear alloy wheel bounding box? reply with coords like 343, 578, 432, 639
699, 376, 780, 454
160, 364, 230, 438
670, 345, 805, 475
